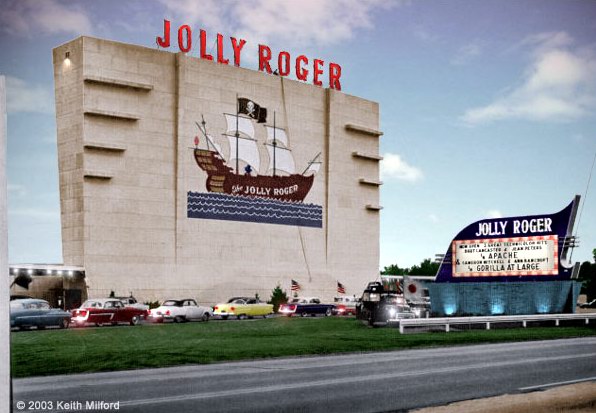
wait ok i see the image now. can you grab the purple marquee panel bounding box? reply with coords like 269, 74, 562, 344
435, 198, 579, 283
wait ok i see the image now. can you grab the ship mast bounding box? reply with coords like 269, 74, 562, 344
302, 152, 322, 175
272, 112, 277, 177
235, 94, 239, 174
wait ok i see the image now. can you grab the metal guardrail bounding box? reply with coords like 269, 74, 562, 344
391, 313, 596, 334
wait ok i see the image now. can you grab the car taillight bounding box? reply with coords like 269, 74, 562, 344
230, 307, 235, 312
146, 310, 151, 316
165, 310, 170, 315
214, 306, 218, 310
79, 310, 87, 317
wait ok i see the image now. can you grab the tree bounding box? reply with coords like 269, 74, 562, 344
381, 259, 439, 276
381, 264, 407, 275
578, 251, 596, 301
268, 284, 288, 313
407, 258, 440, 276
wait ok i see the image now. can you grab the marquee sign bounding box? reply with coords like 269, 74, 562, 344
435, 198, 579, 283
156, 19, 342, 90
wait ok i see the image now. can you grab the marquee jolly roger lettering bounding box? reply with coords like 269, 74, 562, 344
475, 218, 553, 237
156, 19, 342, 90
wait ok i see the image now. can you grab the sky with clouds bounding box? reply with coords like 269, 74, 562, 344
1, 0, 595, 270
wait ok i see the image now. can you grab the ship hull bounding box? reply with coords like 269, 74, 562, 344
194, 149, 315, 202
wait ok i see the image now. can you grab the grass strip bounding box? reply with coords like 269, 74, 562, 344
11, 317, 596, 378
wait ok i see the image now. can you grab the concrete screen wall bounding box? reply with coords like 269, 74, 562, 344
53, 37, 382, 304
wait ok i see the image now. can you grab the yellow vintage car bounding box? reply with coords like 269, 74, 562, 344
213, 297, 273, 320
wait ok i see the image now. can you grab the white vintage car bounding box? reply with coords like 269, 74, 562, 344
148, 299, 213, 323
117, 296, 149, 311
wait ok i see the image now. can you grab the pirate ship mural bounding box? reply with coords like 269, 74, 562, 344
187, 98, 323, 228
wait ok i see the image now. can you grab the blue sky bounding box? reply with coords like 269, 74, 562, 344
1, 0, 595, 269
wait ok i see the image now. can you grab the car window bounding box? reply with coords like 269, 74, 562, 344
39, 302, 50, 310
113, 301, 123, 308
247, 299, 256, 304
310, 299, 320, 304
233, 299, 246, 304
104, 302, 113, 309
163, 300, 181, 307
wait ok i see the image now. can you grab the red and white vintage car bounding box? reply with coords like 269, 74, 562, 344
71, 298, 148, 327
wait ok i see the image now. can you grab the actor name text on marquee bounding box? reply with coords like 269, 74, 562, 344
475, 218, 553, 237
156, 19, 342, 90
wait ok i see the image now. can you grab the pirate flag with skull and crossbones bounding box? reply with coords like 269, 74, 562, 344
238, 98, 268, 123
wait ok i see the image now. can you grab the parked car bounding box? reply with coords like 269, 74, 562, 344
332, 296, 358, 316
580, 299, 596, 309
148, 299, 213, 323
71, 298, 148, 327
357, 282, 415, 327
278, 297, 335, 317
10, 299, 72, 330
117, 296, 149, 311
213, 297, 273, 320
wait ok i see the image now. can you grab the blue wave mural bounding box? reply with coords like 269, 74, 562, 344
187, 192, 323, 228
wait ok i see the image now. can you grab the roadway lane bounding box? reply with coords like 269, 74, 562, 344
13, 337, 596, 412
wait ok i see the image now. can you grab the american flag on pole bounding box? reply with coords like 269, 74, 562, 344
291, 279, 301, 292
337, 281, 346, 294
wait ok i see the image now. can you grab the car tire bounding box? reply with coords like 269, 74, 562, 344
221, 315, 229, 320
238, 314, 247, 320
60, 319, 69, 329
37, 325, 46, 330
301, 312, 308, 317
202, 313, 210, 322
95, 323, 103, 327
325, 308, 332, 317
174, 316, 185, 323
130, 316, 139, 326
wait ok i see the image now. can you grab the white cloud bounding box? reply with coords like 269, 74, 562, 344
380, 152, 423, 183
6, 76, 54, 115
7, 184, 27, 197
428, 214, 439, 223
461, 32, 596, 125
9, 207, 59, 221
0, 0, 93, 36
486, 210, 503, 219
158, 0, 396, 47
451, 42, 483, 66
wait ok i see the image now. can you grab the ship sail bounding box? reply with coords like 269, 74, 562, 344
205, 134, 224, 158
224, 113, 260, 173
265, 145, 295, 174
304, 161, 321, 176
265, 126, 289, 148
227, 136, 260, 172
225, 114, 255, 139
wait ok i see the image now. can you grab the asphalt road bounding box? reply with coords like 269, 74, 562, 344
12, 337, 596, 413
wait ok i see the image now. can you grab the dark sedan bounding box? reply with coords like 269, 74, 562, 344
278, 297, 335, 317
10, 299, 72, 330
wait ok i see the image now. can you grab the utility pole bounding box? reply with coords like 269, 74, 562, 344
0, 75, 10, 413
